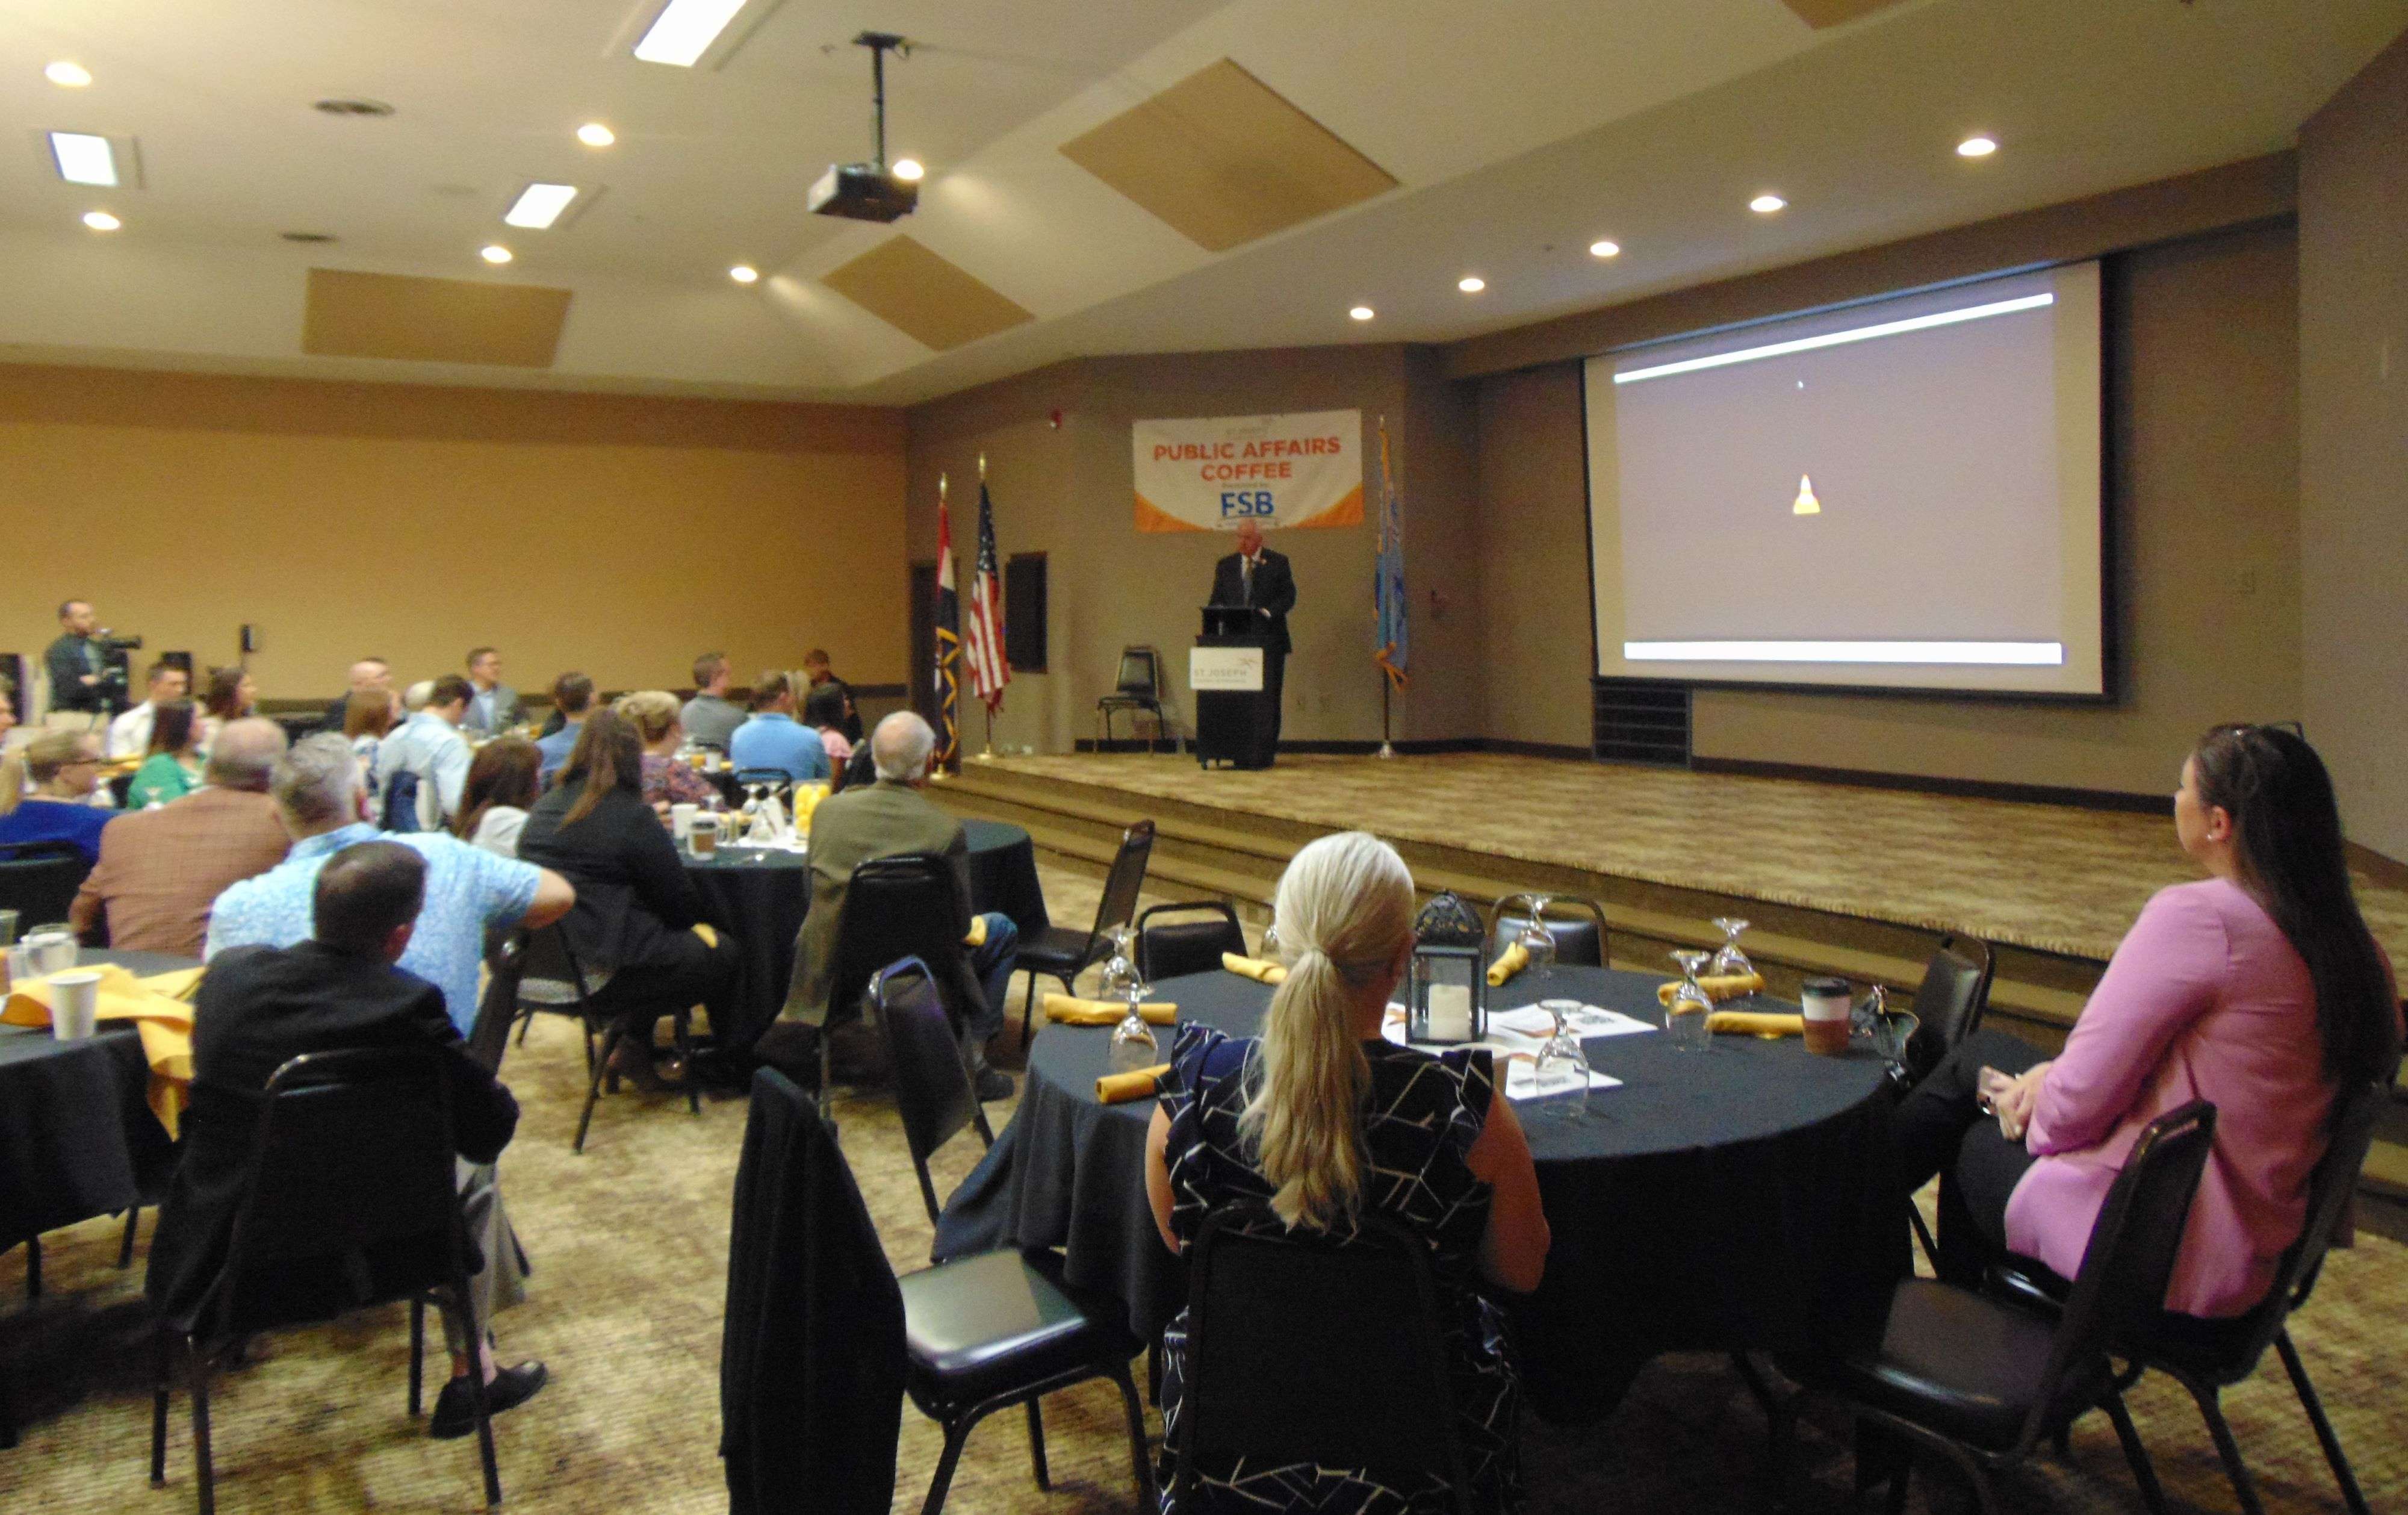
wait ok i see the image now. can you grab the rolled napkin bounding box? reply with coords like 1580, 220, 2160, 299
965, 915, 988, 948
1221, 952, 1288, 986
1044, 992, 1176, 1027
1097, 1063, 1172, 1104
1705, 1010, 1804, 1038
1657, 971, 1766, 1005
692, 922, 721, 949
1486, 941, 1528, 987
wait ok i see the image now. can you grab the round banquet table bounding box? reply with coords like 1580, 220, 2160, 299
1, 949, 192, 1263
681, 819, 1050, 1057
932, 963, 1903, 1422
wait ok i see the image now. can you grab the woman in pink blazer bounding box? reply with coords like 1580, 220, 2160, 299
1894, 724, 2400, 1318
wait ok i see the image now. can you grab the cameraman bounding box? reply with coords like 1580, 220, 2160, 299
45, 600, 108, 715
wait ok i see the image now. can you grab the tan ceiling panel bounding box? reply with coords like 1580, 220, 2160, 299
821, 236, 1035, 351
1059, 58, 1399, 253
302, 269, 571, 367
1778, 0, 1913, 28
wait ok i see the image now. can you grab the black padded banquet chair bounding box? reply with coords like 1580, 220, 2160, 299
1169, 1202, 1474, 1515
1094, 646, 1163, 744
0, 841, 90, 932
1135, 900, 1246, 983
1901, 933, 1998, 1269
1485, 892, 1610, 969
874, 959, 997, 1227
1016, 820, 1154, 1050
822, 853, 978, 1097
149, 1048, 503, 1514
511, 920, 699, 1153
1781, 1100, 2218, 1515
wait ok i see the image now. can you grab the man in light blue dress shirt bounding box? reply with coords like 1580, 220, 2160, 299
534, 672, 592, 786
727, 670, 829, 782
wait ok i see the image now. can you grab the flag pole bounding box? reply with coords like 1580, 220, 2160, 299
975, 450, 996, 761
1377, 672, 1395, 759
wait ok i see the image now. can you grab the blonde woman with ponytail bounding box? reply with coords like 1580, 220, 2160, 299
1143, 832, 1548, 1513
0, 729, 116, 862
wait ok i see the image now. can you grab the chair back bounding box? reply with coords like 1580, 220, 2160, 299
830, 854, 970, 1030
1170, 1202, 1472, 1513
1137, 901, 1247, 982
1115, 647, 1159, 698
734, 768, 791, 789
0, 842, 90, 929
468, 933, 526, 1074
1486, 893, 1609, 969
872, 959, 995, 1225
1902, 933, 1994, 1082
1084, 820, 1156, 952
2029, 1100, 2218, 1442
379, 766, 424, 833
515, 919, 602, 1009
199, 1048, 467, 1343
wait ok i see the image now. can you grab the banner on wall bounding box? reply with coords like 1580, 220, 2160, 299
1132, 409, 1363, 532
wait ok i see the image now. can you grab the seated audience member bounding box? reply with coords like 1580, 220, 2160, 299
1143, 832, 1549, 1512
802, 648, 866, 745
802, 682, 854, 777
455, 738, 542, 858
197, 666, 257, 751
0, 730, 114, 862
72, 720, 290, 962
322, 657, 393, 734
152, 841, 547, 1434
772, 712, 1018, 1098
107, 660, 192, 759
615, 690, 719, 811
209, 734, 573, 1036
680, 653, 744, 749
403, 679, 435, 714
518, 709, 737, 1089
346, 688, 400, 803
127, 700, 205, 810
462, 647, 520, 738
376, 674, 476, 830
534, 673, 593, 785
1894, 724, 2403, 1317
0, 677, 16, 742
727, 670, 828, 783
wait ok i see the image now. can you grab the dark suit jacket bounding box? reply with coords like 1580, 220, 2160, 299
781, 780, 979, 1028
45, 632, 103, 712
146, 941, 519, 1324
1209, 547, 1297, 655
517, 779, 706, 974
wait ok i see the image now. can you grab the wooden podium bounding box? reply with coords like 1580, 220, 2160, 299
1193, 606, 1277, 770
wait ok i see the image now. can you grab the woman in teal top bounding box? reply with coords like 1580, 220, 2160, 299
127, 698, 203, 809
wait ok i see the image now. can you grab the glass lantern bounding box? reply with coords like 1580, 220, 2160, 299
1405, 892, 1488, 1045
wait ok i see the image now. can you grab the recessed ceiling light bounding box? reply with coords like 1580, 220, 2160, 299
891, 157, 925, 182
480, 244, 513, 265
729, 264, 759, 284
1457, 276, 1485, 294
577, 122, 616, 148
82, 210, 120, 232
45, 61, 92, 89
633, 0, 748, 67
1589, 239, 1621, 259
503, 182, 580, 229
1749, 194, 1787, 214
48, 131, 117, 187
1349, 305, 1375, 322
1956, 135, 1997, 158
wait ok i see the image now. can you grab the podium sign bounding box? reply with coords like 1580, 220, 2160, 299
1189, 646, 1264, 692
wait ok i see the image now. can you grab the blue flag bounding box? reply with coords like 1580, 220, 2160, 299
1374, 417, 1408, 689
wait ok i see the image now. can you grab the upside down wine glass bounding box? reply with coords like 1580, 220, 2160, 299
1102, 927, 1158, 1073
1515, 897, 1559, 991
1667, 950, 1714, 1054
1529, 997, 1590, 1116
1710, 918, 1753, 980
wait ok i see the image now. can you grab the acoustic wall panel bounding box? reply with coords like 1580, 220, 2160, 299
820, 236, 1034, 352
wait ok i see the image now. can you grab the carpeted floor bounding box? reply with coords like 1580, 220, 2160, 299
4, 862, 2402, 1514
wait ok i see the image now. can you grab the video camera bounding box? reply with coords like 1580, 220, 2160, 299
92, 629, 143, 713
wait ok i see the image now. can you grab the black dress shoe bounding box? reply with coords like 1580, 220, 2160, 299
973, 1066, 1014, 1102
429, 1361, 548, 1439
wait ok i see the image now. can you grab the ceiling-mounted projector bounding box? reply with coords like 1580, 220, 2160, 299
813, 31, 918, 223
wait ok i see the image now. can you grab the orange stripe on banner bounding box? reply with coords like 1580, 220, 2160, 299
1133, 492, 1208, 533
1285, 482, 1364, 530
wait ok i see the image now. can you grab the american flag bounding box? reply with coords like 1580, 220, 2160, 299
963, 482, 1011, 712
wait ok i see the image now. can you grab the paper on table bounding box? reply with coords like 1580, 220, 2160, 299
1380, 1014, 1622, 1100
1488, 1003, 1657, 1039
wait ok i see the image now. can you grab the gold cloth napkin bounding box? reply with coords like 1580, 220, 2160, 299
692, 922, 721, 948
1705, 1010, 1804, 1037
1221, 953, 1287, 985
1097, 1063, 1172, 1104
965, 915, 988, 948
4, 965, 203, 1136
1044, 993, 1176, 1026
1657, 972, 1766, 1005
1486, 941, 1528, 987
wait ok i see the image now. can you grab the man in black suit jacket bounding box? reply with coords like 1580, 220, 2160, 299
1208, 519, 1297, 753
146, 840, 548, 1437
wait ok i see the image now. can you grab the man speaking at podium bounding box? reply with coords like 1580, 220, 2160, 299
1208, 520, 1296, 750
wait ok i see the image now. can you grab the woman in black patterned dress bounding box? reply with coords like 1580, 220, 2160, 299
1143, 832, 1551, 1513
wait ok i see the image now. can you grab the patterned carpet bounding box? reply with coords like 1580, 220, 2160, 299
988, 753, 2408, 965
2, 862, 2401, 1514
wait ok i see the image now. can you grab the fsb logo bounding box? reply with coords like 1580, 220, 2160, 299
1219, 491, 1275, 518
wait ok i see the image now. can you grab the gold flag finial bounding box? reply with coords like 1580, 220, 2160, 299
939, 471, 948, 502
978, 451, 987, 482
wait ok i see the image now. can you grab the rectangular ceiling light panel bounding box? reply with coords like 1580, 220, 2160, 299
821, 236, 1033, 352
633, 0, 748, 66
49, 130, 117, 186
504, 182, 581, 229
302, 268, 573, 368
1059, 59, 1398, 254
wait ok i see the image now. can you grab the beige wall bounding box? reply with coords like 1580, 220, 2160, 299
2300, 30, 2408, 859
3, 365, 907, 706
1475, 364, 1595, 750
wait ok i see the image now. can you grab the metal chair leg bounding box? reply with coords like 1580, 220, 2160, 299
2185, 1378, 2268, 1515
573, 1023, 622, 1154
149, 1329, 172, 1483
1025, 1398, 1050, 1489
1112, 1363, 1157, 1504
23, 1234, 40, 1300
676, 1007, 700, 1116
2102, 1387, 2170, 1515
1017, 974, 1040, 1053
920, 1422, 972, 1515
2274, 1328, 2369, 1515
189, 1345, 217, 1515
119, 1207, 142, 1268
408, 1300, 426, 1416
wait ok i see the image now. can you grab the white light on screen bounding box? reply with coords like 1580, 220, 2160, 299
633, 0, 748, 66
49, 131, 117, 186
504, 182, 579, 229
1613, 291, 2054, 386
1624, 640, 2064, 667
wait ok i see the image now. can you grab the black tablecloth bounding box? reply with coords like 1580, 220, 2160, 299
0, 949, 192, 1250
934, 964, 1901, 1422
683, 820, 1048, 1054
